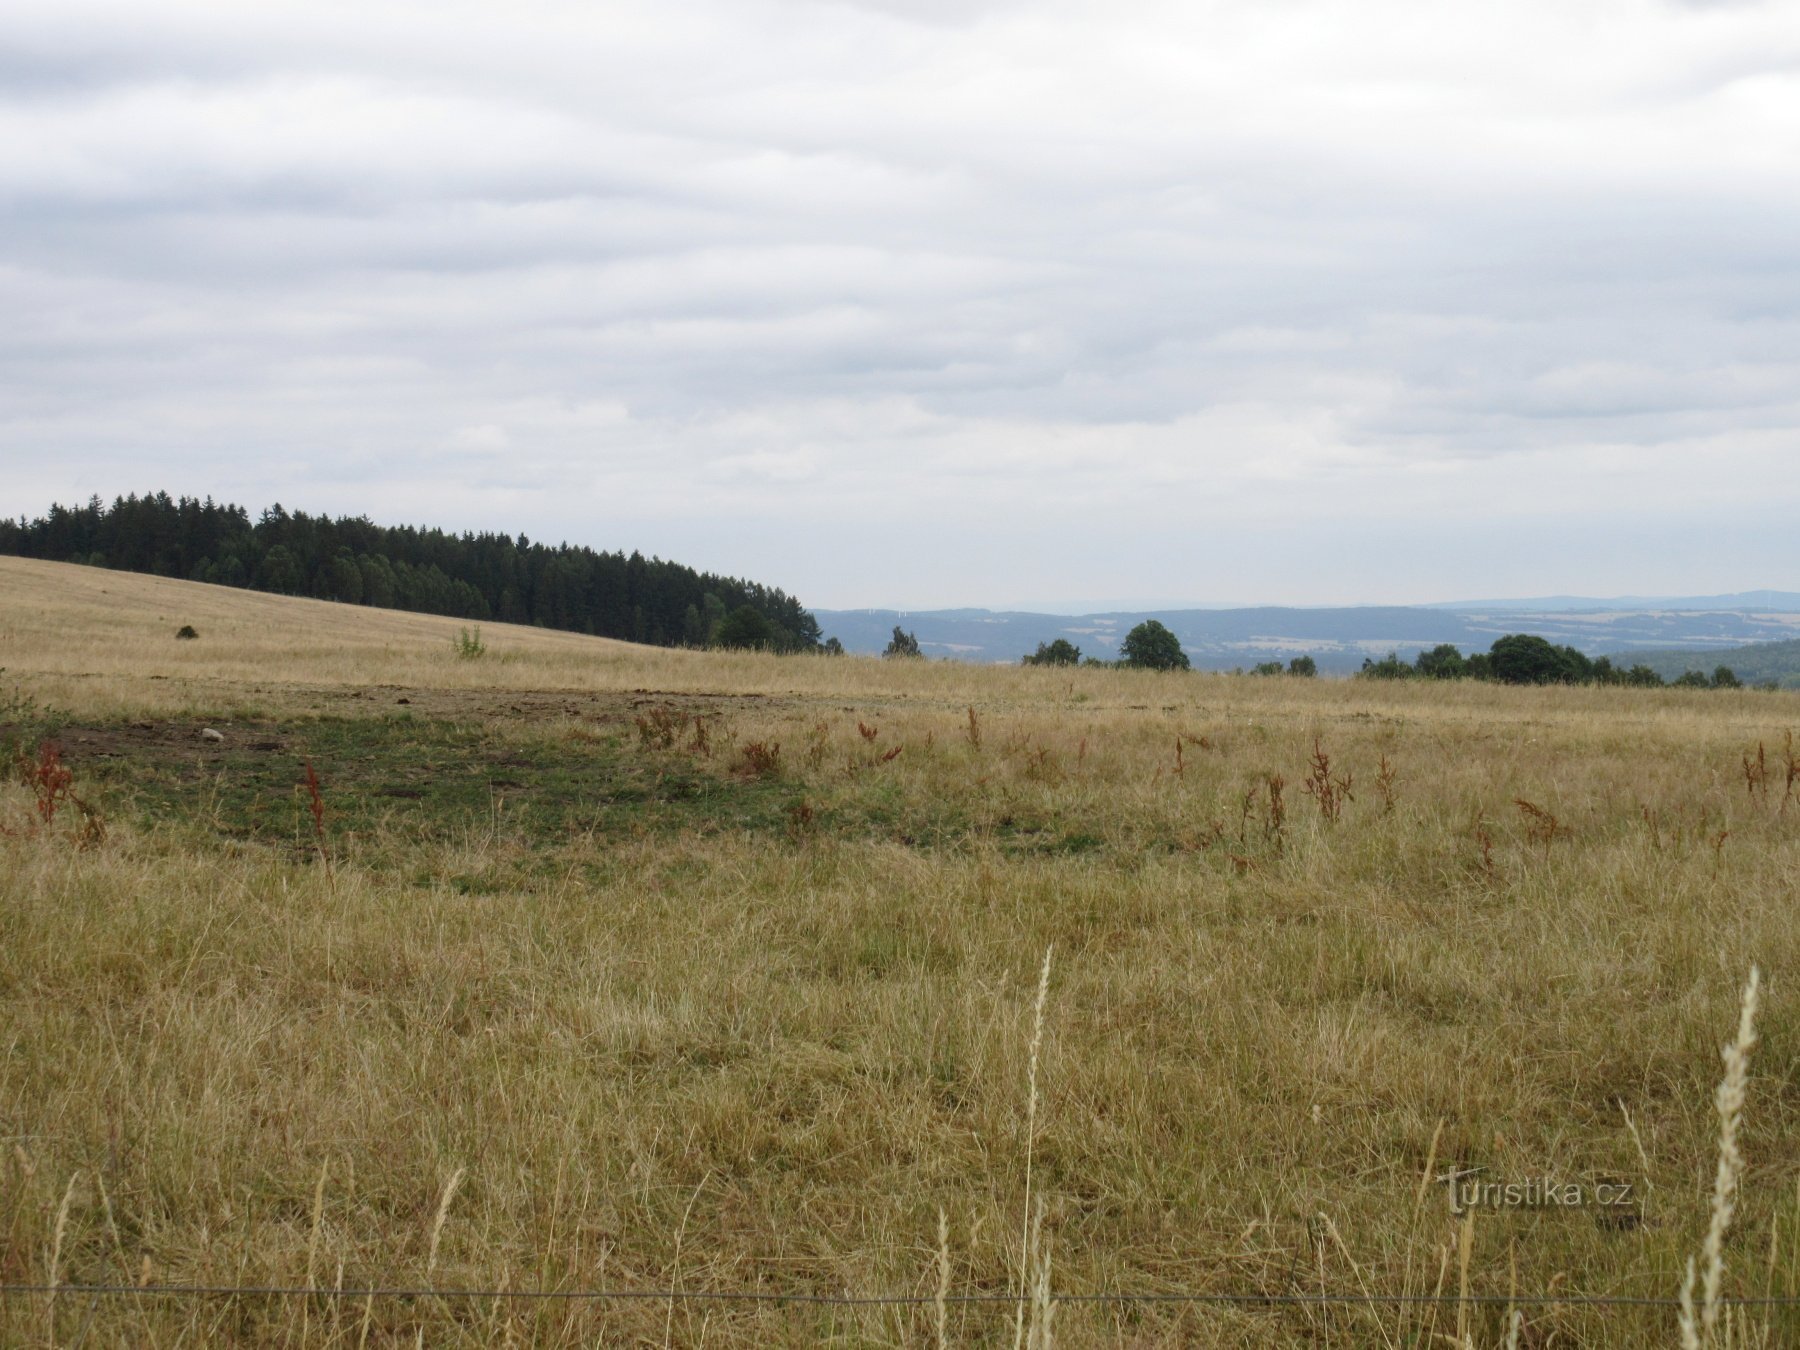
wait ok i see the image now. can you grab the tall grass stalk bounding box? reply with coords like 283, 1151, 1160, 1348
425, 1167, 465, 1280
45, 1172, 77, 1346
1014, 944, 1053, 1350
935, 1208, 950, 1350
1679, 966, 1762, 1347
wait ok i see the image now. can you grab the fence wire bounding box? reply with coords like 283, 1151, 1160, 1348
7, 1283, 1800, 1309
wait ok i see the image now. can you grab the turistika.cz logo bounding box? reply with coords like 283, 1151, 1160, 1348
1440, 1171, 1635, 1216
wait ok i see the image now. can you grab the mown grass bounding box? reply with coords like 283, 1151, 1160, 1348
4, 559, 1800, 1346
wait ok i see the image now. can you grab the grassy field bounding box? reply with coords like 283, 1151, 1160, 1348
3, 555, 1799, 1347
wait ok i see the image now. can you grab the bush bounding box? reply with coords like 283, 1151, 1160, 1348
1713, 665, 1742, 689
821, 636, 845, 656
883, 627, 922, 659
453, 626, 486, 660
175, 625, 199, 640
1120, 620, 1189, 671
1489, 634, 1590, 685
1673, 670, 1711, 689
714, 605, 778, 650
1023, 638, 1082, 667
1415, 644, 1464, 679
1250, 661, 1285, 677
1288, 655, 1318, 677
1359, 651, 1414, 680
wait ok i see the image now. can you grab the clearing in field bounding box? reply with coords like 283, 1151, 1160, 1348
2, 556, 1798, 1346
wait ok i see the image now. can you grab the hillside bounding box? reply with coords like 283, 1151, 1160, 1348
1619, 636, 1800, 689
0, 492, 822, 651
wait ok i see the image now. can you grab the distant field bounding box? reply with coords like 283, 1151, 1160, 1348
4, 557, 1800, 1346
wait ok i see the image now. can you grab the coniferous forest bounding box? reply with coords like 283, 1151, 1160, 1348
0, 494, 822, 652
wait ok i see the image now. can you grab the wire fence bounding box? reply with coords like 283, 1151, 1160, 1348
6, 1283, 1800, 1309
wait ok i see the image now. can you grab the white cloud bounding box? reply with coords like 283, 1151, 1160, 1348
1, 0, 1796, 606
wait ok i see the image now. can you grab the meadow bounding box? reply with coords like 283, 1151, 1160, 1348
2, 555, 1798, 1347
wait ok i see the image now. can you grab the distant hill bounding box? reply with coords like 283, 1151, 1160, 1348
1615, 638, 1800, 689
1425, 591, 1800, 613
817, 603, 1800, 670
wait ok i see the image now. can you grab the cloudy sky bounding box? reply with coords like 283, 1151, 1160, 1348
2, 0, 1797, 609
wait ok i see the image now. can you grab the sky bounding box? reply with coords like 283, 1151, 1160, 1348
2, 0, 1798, 611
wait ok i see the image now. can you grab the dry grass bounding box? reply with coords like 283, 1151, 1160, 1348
4, 558, 1800, 1345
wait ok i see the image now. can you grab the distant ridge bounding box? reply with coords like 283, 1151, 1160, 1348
1423, 590, 1800, 613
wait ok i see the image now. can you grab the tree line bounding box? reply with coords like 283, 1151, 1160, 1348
1009, 625, 1754, 688
0, 493, 822, 652
1359, 635, 1751, 688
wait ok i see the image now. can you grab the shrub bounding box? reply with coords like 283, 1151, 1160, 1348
175, 624, 199, 640
714, 605, 778, 650
453, 626, 486, 660
1250, 661, 1285, 677
1359, 651, 1414, 680
884, 627, 923, 659
1287, 655, 1317, 677
1489, 633, 1589, 685
1022, 638, 1081, 667
1120, 620, 1189, 671
1415, 644, 1464, 679
1713, 665, 1742, 689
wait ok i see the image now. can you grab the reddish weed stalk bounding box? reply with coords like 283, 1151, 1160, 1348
1264, 774, 1287, 852
1301, 738, 1353, 822
26, 740, 73, 825
1782, 731, 1798, 815
13, 740, 104, 847
786, 798, 815, 840
302, 759, 332, 876
1474, 814, 1497, 877
738, 741, 781, 778
633, 705, 685, 749
1374, 753, 1399, 815
1514, 798, 1561, 859
1743, 742, 1767, 803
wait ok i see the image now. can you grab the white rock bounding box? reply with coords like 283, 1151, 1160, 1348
199, 728, 225, 743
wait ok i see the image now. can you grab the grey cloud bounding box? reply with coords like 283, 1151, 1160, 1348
2, 0, 1797, 607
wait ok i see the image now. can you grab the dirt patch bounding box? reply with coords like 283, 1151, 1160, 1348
20, 720, 292, 764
